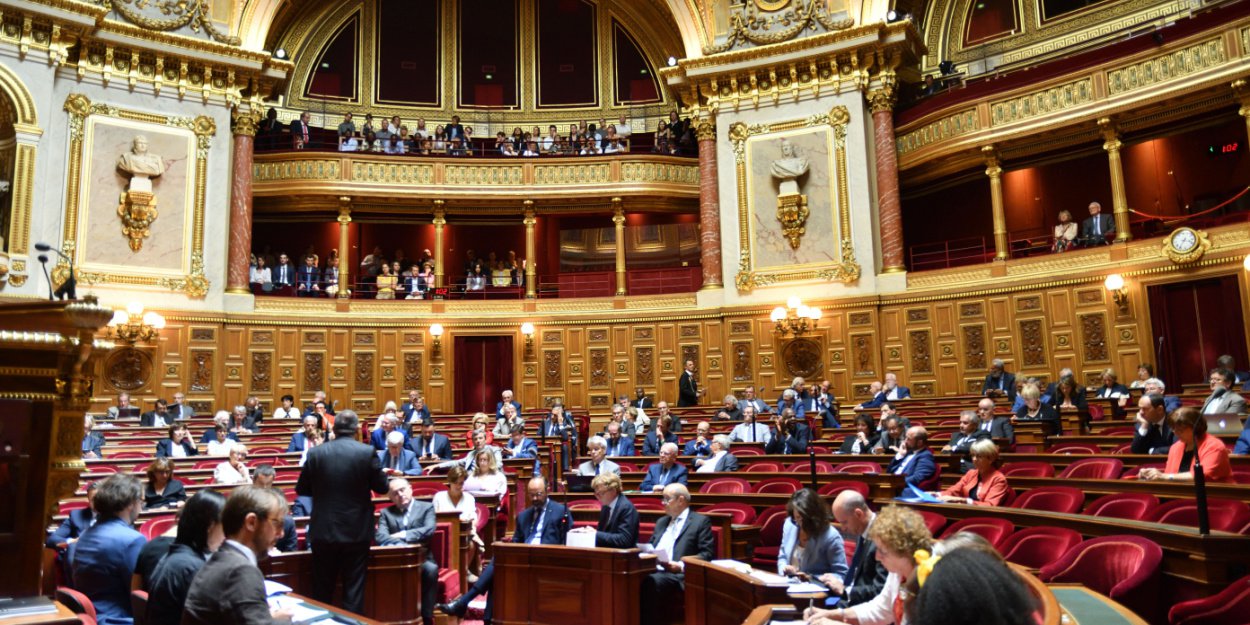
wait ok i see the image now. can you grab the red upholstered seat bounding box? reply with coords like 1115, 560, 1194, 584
638, 522, 656, 543
744, 462, 782, 472
86, 465, 117, 474
915, 510, 947, 536
1110, 442, 1134, 454
786, 460, 834, 473
111, 451, 149, 459
999, 526, 1083, 569
1083, 493, 1160, 520
132, 463, 151, 473
733, 447, 764, 456
614, 461, 640, 472
700, 502, 758, 525
1010, 486, 1085, 514
193, 460, 219, 470
1059, 457, 1124, 480
939, 517, 1015, 549
808, 445, 830, 454
833, 461, 881, 474
409, 482, 443, 497
817, 481, 870, 499
1147, 498, 1250, 533
915, 462, 941, 492
631, 498, 665, 512
1000, 461, 1055, 478
1048, 442, 1103, 455
1100, 426, 1136, 435
57, 587, 97, 620
699, 477, 751, 494
130, 590, 148, 625
750, 505, 789, 569
60, 500, 89, 515
1169, 573, 1250, 624
139, 516, 178, 540
1039, 535, 1163, 622
249, 447, 283, 455
1088, 404, 1105, 421
753, 477, 803, 494
566, 499, 601, 511
1230, 469, 1250, 485
474, 504, 490, 535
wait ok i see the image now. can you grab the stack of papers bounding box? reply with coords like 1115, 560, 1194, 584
0, 596, 56, 618
637, 543, 670, 563
267, 595, 329, 624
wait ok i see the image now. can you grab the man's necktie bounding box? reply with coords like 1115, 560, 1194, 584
595, 463, 600, 476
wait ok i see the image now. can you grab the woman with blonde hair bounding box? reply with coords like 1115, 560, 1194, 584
143, 457, 187, 510
466, 412, 494, 448
1053, 210, 1077, 252
934, 439, 1009, 506
464, 447, 508, 501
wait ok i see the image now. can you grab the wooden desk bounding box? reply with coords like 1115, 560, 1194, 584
682, 558, 793, 625
285, 594, 386, 625
738, 604, 803, 625
1049, 585, 1149, 625
491, 543, 651, 625
0, 601, 80, 625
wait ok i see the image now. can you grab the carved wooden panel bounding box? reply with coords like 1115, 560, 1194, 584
306, 332, 326, 345
355, 352, 374, 391
633, 327, 653, 340
251, 352, 272, 393
960, 302, 983, 318
636, 347, 655, 385
782, 339, 823, 378
966, 379, 984, 393
190, 350, 213, 392
906, 308, 929, 323
732, 343, 752, 381
849, 312, 872, 326
680, 325, 700, 338
304, 352, 324, 393
1080, 314, 1109, 362
191, 328, 215, 341
1019, 319, 1046, 367
1016, 296, 1042, 312
544, 350, 562, 388
404, 352, 423, 389
730, 321, 751, 334
909, 330, 933, 374
962, 325, 986, 370
543, 331, 562, 344
590, 394, 611, 406
355, 333, 375, 345
588, 329, 608, 342
589, 349, 609, 388
913, 382, 934, 396
253, 330, 273, 344
681, 346, 700, 373
105, 348, 152, 391
852, 335, 874, 376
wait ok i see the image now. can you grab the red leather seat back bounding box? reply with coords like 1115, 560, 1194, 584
1010, 486, 1085, 514
1169, 573, 1250, 625
699, 502, 757, 525
999, 526, 1083, 569
939, 517, 1015, 549
817, 481, 870, 498
744, 462, 782, 472
1000, 462, 1055, 478
833, 461, 881, 474
1083, 493, 1159, 520
699, 477, 750, 494
753, 477, 802, 494
1148, 498, 1250, 533
1059, 458, 1124, 480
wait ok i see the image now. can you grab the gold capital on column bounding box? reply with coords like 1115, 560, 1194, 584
337, 197, 352, 299
433, 200, 446, 288
612, 197, 627, 296
866, 71, 898, 114
1233, 80, 1250, 149
983, 146, 1008, 261
1097, 117, 1131, 242
231, 107, 262, 137
523, 200, 537, 299
695, 119, 716, 142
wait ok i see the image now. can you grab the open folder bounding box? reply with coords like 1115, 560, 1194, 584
895, 483, 943, 504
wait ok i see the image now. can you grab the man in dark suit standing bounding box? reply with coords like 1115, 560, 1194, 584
827, 491, 888, 606
407, 420, 453, 461
976, 397, 1015, 442
444, 115, 466, 145
295, 410, 389, 614
942, 410, 992, 472
438, 477, 572, 622
641, 483, 715, 625
982, 358, 1017, 402
575, 472, 639, 548
1131, 394, 1176, 455
182, 486, 293, 624
765, 409, 811, 454
678, 360, 701, 407
289, 111, 311, 149
375, 478, 439, 625
1080, 201, 1115, 245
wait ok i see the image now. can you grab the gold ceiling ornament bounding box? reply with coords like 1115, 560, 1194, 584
111, 0, 241, 46
705, 0, 856, 54
1161, 227, 1211, 264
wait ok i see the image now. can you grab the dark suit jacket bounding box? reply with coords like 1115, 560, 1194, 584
377, 448, 422, 475
712, 453, 740, 472
140, 411, 171, 427
406, 433, 453, 460
155, 438, 198, 458
513, 501, 573, 544
403, 404, 432, 424
604, 436, 636, 457
1046, 386, 1088, 411
983, 372, 1017, 401
297, 266, 320, 290
860, 386, 912, 409
144, 480, 187, 509
278, 515, 298, 552
203, 429, 238, 444
47, 507, 94, 547
296, 436, 389, 544
82, 432, 105, 457
948, 430, 992, 472
678, 371, 699, 407
1015, 403, 1062, 434
845, 534, 889, 605
596, 495, 640, 548
765, 422, 811, 454
495, 400, 523, 419
181, 542, 272, 625
271, 262, 296, 287
683, 438, 711, 457
1081, 213, 1116, 242
636, 396, 654, 409
640, 462, 689, 491
371, 427, 409, 451
888, 448, 938, 489
650, 510, 715, 563
168, 403, 196, 420
1132, 421, 1176, 455
642, 430, 679, 455
69, 518, 147, 625
839, 432, 879, 455
287, 431, 315, 453
505, 437, 541, 471
986, 416, 1015, 441
375, 500, 436, 549
1095, 383, 1131, 398
540, 414, 576, 440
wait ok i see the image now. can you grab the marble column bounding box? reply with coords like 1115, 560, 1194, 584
336, 198, 351, 299
695, 119, 723, 289
868, 85, 905, 272
227, 109, 260, 294
983, 146, 1008, 261
523, 200, 537, 298
612, 197, 627, 296
433, 200, 446, 288
1098, 118, 1131, 242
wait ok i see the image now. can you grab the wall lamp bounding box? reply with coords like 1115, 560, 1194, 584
771, 296, 821, 337
1243, 253, 1250, 272
430, 323, 444, 356
1104, 274, 1129, 311
521, 322, 536, 356
108, 302, 165, 344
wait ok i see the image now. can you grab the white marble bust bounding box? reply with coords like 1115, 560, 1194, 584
770, 138, 809, 196
116, 135, 168, 194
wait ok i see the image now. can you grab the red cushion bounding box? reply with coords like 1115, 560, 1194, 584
999, 526, 1083, 569
1059, 458, 1123, 480
1083, 493, 1159, 520
939, 517, 1015, 549
699, 502, 757, 525
437, 569, 461, 603
1147, 498, 1250, 533
1039, 535, 1162, 621
817, 481, 870, 498
1169, 573, 1250, 625
1009, 486, 1085, 514
999, 461, 1056, 478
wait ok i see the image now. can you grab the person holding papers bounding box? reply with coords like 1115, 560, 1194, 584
778, 488, 849, 584
933, 439, 1009, 506
640, 483, 715, 625
566, 473, 639, 548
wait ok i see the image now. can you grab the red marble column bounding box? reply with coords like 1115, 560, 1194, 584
696, 120, 723, 289
227, 110, 260, 294
870, 90, 905, 273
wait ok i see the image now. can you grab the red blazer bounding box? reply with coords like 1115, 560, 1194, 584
1164, 433, 1233, 483
942, 468, 1010, 506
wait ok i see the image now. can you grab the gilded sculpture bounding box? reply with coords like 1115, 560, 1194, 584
771, 138, 810, 249
116, 135, 169, 251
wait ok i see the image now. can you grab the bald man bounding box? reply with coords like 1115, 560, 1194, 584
642, 483, 715, 625
829, 491, 888, 606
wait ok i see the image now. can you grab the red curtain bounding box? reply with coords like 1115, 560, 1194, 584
1147, 275, 1249, 386
453, 335, 515, 414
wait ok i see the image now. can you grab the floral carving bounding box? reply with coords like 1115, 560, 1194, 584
909, 330, 933, 374
636, 347, 655, 386
253, 331, 273, 344
1020, 319, 1046, 367
906, 309, 929, 323
681, 346, 700, 376
589, 329, 608, 342
1080, 314, 1109, 362
680, 325, 700, 338
590, 349, 608, 388
105, 347, 151, 391
355, 353, 374, 390
544, 351, 562, 388
733, 343, 752, 381
853, 335, 873, 376
251, 352, 271, 393
190, 350, 212, 391
731, 321, 752, 334
634, 327, 653, 340
960, 303, 983, 318
849, 312, 871, 326
1017, 297, 1042, 312
304, 353, 324, 394
190, 328, 214, 341
404, 353, 422, 388
963, 325, 986, 370
782, 339, 823, 378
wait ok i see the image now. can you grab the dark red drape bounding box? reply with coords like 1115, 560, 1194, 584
1147, 275, 1249, 386
453, 335, 515, 414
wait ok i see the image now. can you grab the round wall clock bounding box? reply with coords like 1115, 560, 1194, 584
1161, 227, 1210, 264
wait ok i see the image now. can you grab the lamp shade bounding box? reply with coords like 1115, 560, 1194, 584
520, 322, 535, 336
429, 323, 444, 337
1104, 274, 1125, 291
770, 307, 786, 322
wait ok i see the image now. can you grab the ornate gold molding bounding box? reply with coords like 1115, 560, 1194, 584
57, 93, 214, 298
702, 0, 856, 55
110, 0, 240, 46
730, 105, 859, 291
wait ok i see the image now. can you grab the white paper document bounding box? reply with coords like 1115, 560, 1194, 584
264, 580, 293, 596
267, 595, 328, 624
566, 530, 596, 548
786, 582, 828, 594
637, 542, 670, 563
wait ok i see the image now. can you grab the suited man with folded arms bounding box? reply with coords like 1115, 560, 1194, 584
406, 420, 453, 461
641, 483, 715, 625
641, 443, 689, 492
182, 486, 293, 624
378, 431, 422, 476
827, 491, 888, 607
295, 410, 390, 614
682, 421, 713, 458
1132, 394, 1176, 455
375, 478, 439, 625
439, 477, 572, 623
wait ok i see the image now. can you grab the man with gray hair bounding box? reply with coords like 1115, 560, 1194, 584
730, 404, 771, 444
982, 358, 1017, 402
577, 435, 620, 476
641, 483, 714, 625
1138, 377, 1181, 413
641, 442, 688, 491
370, 412, 404, 451
378, 430, 421, 476
694, 435, 739, 472
775, 388, 806, 421
495, 389, 521, 420
942, 410, 991, 472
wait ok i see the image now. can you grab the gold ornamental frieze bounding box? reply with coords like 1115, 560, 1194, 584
895, 109, 980, 156
1105, 39, 1225, 96
351, 161, 435, 185
989, 79, 1093, 127
533, 164, 611, 185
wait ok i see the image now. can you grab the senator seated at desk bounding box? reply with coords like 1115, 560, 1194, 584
641, 443, 689, 492
566, 473, 640, 548
1139, 406, 1233, 483
641, 483, 715, 625
374, 478, 439, 625
693, 435, 740, 472
778, 489, 848, 585
933, 439, 1010, 507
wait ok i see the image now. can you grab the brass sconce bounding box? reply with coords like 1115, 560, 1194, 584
770, 296, 821, 336
521, 322, 535, 357
430, 323, 444, 357
1104, 274, 1128, 311
107, 302, 165, 344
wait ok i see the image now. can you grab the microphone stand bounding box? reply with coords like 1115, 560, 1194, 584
36, 254, 53, 300
1193, 460, 1210, 535
808, 447, 818, 491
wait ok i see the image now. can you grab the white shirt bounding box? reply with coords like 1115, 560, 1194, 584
697, 451, 726, 473
849, 572, 905, 625
250, 266, 271, 284
885, 386, 902, 400
432, 490, 477, 523
206, 439, 232, 456
604, 143, 622, 154
224, 539, 258, 567
617, 123, 632, 138
214, 461, 251, 485
169, 440, 186, 457
272, 407, 300, 420
654, 509, 690, 570
730, 422, 771, 444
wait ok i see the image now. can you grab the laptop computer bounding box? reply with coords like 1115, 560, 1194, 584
566, 473, 595, 493
1204, 413, 1244, 436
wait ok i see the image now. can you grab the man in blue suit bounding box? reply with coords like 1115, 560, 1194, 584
438, 477, 572, 622
682, 421, 713, 458
887, 426, 938, 490
642, 416, 679, 455
287, 415, 321, 452
370, 414, 407, 451
82, 415, 105, 459
566, 472, 639, 548
48, 482, 97, 547
502, 427, 540, 472
378, 432, 422, 476
603, 422, 635, 457
495, 389, 522, 420
296, 255, 321, 297
70, 474, 147, 625
402, 391, 432, 425
859, 372, 912, 409
641, 443, 689, 492
406, 421, 453, 461
983, 359, 1017, 402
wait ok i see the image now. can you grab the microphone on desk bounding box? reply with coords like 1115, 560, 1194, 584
35, 242, 76, 300
808, 448, 818, 491
1193, 459, 1210, 535
36, 254, 53, 300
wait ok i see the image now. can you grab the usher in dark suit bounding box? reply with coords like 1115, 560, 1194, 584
642, 510, 716, 625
